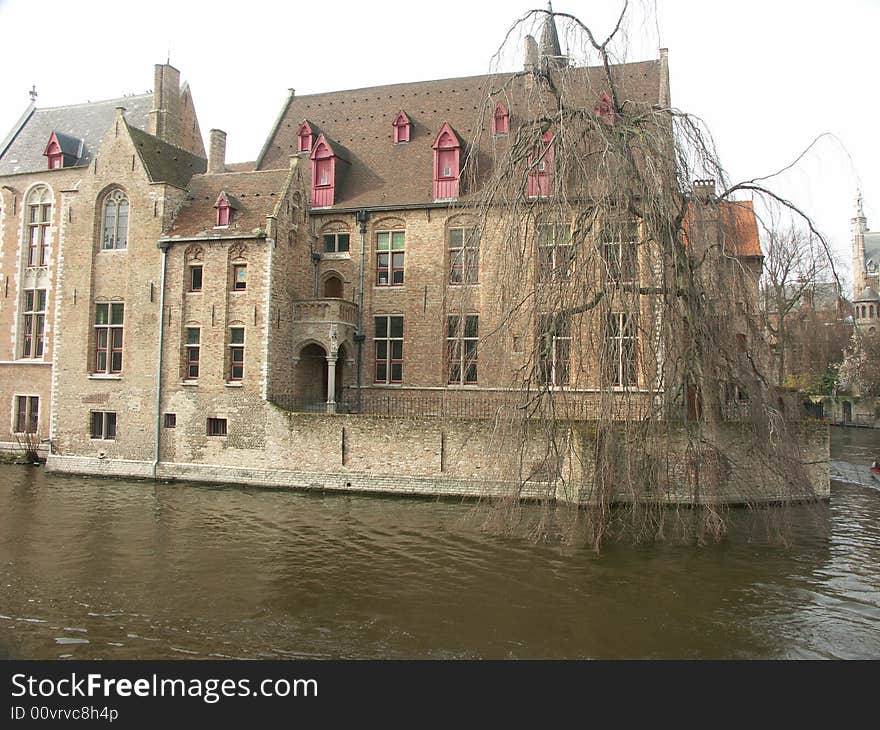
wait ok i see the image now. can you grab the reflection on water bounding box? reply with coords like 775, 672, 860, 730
1, 426, 878, 659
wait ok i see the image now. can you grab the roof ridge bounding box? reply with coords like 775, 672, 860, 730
33, 93, 152, 113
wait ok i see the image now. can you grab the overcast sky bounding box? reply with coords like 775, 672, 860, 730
1, 0, 877, 287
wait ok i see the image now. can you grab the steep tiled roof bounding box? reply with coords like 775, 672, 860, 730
166, 169, 291, 238
128, 124, 206, 189
0, 94, 152, 176
257, 60, 663, 208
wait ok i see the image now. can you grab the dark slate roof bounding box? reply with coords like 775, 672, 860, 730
127, 124, 206, 189
0, 94, 152, 176
863, 231, 880, 273
764, 281, 844, 313
256, 60, 663, 208
53, 131, 83, 157
166, 168, 291, 238
856, 285, 879, 303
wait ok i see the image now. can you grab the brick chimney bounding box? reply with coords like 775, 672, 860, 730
208, 129, 226, 174
692, 179, 716, 202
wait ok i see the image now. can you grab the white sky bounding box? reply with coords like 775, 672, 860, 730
1, 0, 877, 287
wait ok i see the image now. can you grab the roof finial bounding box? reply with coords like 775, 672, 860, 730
28, 85, 37, 103
540, 2, 562, 59
856, 188, 865, 219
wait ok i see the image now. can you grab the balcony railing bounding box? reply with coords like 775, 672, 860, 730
292, 298, 357, 326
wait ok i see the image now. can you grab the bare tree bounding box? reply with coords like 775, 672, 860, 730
452, 4, 835, 548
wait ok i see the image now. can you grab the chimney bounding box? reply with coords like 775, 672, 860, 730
659, 48, 670, 107
149, 63, 182, 147
208, 129, 226, 174
523, 35, 539, 72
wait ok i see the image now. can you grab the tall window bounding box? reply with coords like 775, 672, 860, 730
376, 231, 405, 286
232, 263, 247, 291
374, 315, 403, 384
186, 327, 200, 380
537, 314, 571, 386
448, 227, 479, 284
188, 264, 203, 292
323, 232, 350, 253
26, 187, 51, 267
606, 312, 638, 388
527, 131, 554, 198
229, 327, 245, 381
90, 411, 117, 440
602, 220, 638, 286
537, 224, 572, 282
21, 289, 46, 358
447, 314, 479, 385
94, 303, 124, 374
101, 190, 129, 250
14, 396, 39, 434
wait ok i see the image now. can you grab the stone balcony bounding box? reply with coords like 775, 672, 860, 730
292, 298, 358, 327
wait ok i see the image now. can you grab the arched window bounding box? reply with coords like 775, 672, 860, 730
25, 186, 52, 267
870, 305, 875, 319
101, 190, 129, 250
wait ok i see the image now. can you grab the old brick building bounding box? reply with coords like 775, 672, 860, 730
0, 12, 825, 502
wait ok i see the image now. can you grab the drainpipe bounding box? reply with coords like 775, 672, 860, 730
354, 209, 369, 412
153, 241, 170, 479
311, 249, 321, 298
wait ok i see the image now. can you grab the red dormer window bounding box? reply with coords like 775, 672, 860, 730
433, 123, 461, 201
392, 111, 411, 144
310, 134, 337, 208
594, 92, 616, 125
214, 191, 235, 226
527, 131, 555, 198
297, 121, 313, 153
493, 102, 509, 136
44, 132, 64, 169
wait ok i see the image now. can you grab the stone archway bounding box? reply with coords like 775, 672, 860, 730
324, 274, 343, 298
294, 343, 328, 410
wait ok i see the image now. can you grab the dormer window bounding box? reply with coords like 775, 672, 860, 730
433, 123, 461, 202
310, 134, 348, 208
214, 191, 238, 227
392, 111, 411, 144
527, 131, 555, 198
43, 131, 83, 170
297, 121, 313, 153
493, 102, 509, 136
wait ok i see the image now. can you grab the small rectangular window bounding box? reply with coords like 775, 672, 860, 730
536, 314, 571, 387
14, 396, 39, 434
164, 413, 177, 428
207, 417, 228, 436
21, 288, 47, 358
90, 411, 117, 440
186, 327, 200, 380
447, 314, 479, 385
232, 264, 247, 291
323, 233, 350, 253
189, 265, 203, 292
601, 220, 639, 286
448, 228, 480, 284
229, 327, 245, 381
537, 225, 572, 282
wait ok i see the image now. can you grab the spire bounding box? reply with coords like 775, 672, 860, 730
540, 2, 562, 59
856, 189, 865, 220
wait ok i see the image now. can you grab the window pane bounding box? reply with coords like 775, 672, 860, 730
464, 340, 478, 360
375, 317, 387, 339
37, 290, 46, 310
391, 269, 404, 285
464, 363, 477, 383
234, 265, 247, 289
391, 341, 403, 360
376, 363, 387, 382
110, 303, 124, 325
389, 316, 403, 338
116, 201, 129, 248
323, 234, 336, 253
449, 228, 463, 246
25, 290, 34, 310
91, 412, 103, 438
449, 363, 461, 384
106, 413, 117, 439
190, 266, 203, 291
96, 329, 108, 348
447, 315, 460, 337
465, 315, 479, 338
391, 231, 405, 250
96, 351, 107, 372
230, 328, 244, 344
337, 233, 350, 252
376, 341, 387, 360
111, 329, 123, 348
377, 232, 390, 251
110, 352, 123, 372
187, 328, 200, 345
390, 363, 402, 382
95, 303, 109, 325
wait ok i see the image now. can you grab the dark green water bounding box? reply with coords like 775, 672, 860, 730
1, 427, 878, 659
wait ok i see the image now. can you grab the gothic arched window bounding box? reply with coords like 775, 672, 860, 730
101, 189, 129, 250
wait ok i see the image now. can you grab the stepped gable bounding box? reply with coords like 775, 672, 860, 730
256, 60, 662, 209
0, 94, 152, 176
167, 168, 291, 238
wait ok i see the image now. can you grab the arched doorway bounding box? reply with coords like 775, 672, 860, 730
294, 343, 328, 410
842, 400, 852, 424
324, 275, 343, 298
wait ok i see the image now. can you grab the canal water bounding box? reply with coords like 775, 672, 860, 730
1, 427, 878, 659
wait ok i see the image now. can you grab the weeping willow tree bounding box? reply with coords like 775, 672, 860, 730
449, 3, 831, 547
